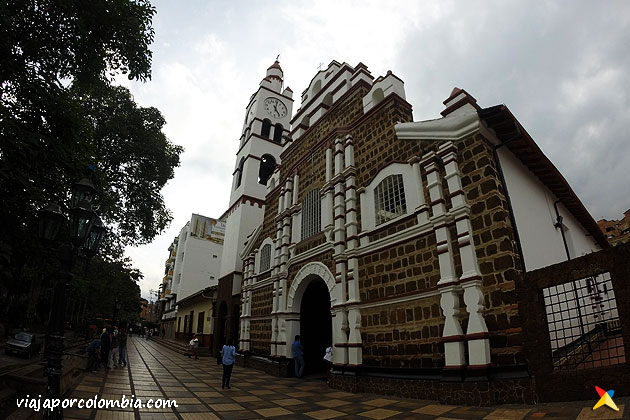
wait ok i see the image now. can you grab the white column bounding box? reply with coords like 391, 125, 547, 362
439, 285, 466, 368
332, 307, 349, 365
424, 152, 466, 368
325, 144, 333, 180
410, 155, 429, 224
292, 173, 299, 206
462, 281, 491, 367
273, 225, 282, 275
270, 275, 279, 356
438, 143, 491, 367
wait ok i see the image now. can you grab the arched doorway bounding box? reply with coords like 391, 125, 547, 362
300, 278, 332, 376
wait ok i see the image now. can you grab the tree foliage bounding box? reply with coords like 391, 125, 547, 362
0, 0, 181, 326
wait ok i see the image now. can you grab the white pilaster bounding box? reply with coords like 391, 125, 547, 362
439, 285, 466, 368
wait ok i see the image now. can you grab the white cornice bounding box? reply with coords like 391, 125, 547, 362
240, 225, 263, 259
395, 111, 480, 142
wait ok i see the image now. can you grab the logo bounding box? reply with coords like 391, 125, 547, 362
593, 386, 619, 411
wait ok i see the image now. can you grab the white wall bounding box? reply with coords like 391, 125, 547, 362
219, 203, 265, 281
497, 147, 600, 271
178, 239, 222, 301
171, 223, 189, 296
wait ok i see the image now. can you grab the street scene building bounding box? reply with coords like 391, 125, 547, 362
598, 209, 630, 245
159, 213, 225, 340
150, 59, 630, 406
221, 60, 628, 405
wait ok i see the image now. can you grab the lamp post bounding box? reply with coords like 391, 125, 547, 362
38, 177, 106, 420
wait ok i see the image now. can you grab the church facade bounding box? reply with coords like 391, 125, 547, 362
214, 60, 609, 405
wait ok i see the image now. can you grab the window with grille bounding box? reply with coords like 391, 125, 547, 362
543, 272, 625, 371
374, 174, 407, 225
301, 189, 321, 240
259, 244, 271, 272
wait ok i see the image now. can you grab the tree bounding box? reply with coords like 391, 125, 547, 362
0, 0, 181, 326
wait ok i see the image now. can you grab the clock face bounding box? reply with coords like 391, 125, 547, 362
264, 97, 287, 118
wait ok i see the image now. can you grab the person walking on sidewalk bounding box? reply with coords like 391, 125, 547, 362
292, 335, 304, 378
118, 328, 128, 367
221, 339, 236, 389
86, 337, 101, 372
99, 328, 110, 369
108, 328, 119, 368
188, 334, 200, 359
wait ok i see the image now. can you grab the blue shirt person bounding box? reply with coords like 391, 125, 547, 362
292, 335, 304, 378
221, 339, 236, 389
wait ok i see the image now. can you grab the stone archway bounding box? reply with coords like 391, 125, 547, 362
300, 279, 332, 375
285, 262, 337, 373
287, 262, 337, 313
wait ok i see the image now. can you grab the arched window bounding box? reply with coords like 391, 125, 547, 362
261, 118, 272, 138
372, 88, 384, 105
259, 244, 271, 272
312, 79, 322, 96
273, 123, 283, 143
235, 158, 244, 190
258, 154, 276, 185
323, 92, 333, 107
301, 188, 321, 240
300, 115, 310, 129
374, 174, 406, 225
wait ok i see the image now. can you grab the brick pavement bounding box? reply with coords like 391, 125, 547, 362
61, 337, 627, 420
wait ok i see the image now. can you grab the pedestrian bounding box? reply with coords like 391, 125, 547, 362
323, 344, 333, 381
188, 334, 200, 359
108, 328, 119, 368
118, 328, 128, 367
99, 328, 110, 369
292, 335, 304, 378
221, 339, 236, 389
86, 337, 101, 372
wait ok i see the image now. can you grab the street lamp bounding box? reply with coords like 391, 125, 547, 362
38, 177, 105, 420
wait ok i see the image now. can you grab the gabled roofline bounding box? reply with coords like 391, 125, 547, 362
479, 104, 609, 249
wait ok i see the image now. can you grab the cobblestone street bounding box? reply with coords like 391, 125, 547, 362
61, 338, 626, 420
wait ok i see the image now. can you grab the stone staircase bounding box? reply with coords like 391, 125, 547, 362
149, 337, 212, 357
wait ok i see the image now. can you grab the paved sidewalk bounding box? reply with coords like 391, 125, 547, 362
60, 337, 626, 420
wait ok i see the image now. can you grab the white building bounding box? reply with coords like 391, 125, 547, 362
160, 213, 225, 339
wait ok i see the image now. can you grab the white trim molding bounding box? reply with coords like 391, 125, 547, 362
395, 111, 480, 142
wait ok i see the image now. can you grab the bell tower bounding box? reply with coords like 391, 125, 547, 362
216, 61, 293, 348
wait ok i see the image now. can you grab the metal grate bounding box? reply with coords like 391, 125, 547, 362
543, 272, 625, 371
259, 244, 271, 272
374, 174, 407, 226
301, 188, 321, 240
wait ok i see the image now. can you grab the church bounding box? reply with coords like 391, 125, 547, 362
210, 59, 622, 405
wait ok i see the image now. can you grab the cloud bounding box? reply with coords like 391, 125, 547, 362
126, 0, 630, 299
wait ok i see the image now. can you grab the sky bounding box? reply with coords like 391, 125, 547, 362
120, 0, 630, 300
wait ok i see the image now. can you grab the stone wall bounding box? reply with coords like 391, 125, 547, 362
360, 294, 444, 369
329, 371, 536, 406
459, 135, 525, 367
249, 319, 271, 356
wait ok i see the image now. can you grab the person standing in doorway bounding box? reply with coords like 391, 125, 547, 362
292, 335, 304, 378
221, 339, 236, 389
